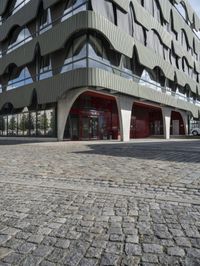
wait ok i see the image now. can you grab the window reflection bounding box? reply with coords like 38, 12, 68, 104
7, 67, 33, 90
18, 112, 29, 135
39, 9, 52, 34
39, 55, 53, 80
7, 28, 32, 54
0, 108, 56, 137
61, 0, 87, 22
12, 0, 31, 15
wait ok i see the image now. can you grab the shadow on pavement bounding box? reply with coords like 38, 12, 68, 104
76, 141, 200, 164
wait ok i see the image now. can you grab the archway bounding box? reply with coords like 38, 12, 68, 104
170, 111, 185, 136
130, 102, 163, 138
63, 91, 120, 141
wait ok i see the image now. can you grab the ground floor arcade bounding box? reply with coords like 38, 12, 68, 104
0, 90, 188, 140
57, 90, 188, 141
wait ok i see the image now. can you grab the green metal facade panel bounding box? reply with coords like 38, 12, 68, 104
0, 0, 40, 42
132, 0, 171, 48
34, 68, 199, 118
0, 11, 134, 75
0, 1, 9, 16
0, 85, 34, 110
111, 0, 130, 12
135, 40, 174, 81
1, 67, 198, 118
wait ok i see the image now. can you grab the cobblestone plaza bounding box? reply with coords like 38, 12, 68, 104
0, 139, 199, 265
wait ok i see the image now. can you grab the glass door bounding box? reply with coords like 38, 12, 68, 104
89, 117, 98, 139
81, 116, 90, 140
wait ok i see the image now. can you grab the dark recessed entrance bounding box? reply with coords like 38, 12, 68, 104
130, 102, 163, 138
64, 91, 119, 140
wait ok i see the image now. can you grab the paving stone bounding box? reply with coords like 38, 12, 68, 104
40, 260, 56, 266
109, 234, 124, 242
126, 235, 139, 244
0, 248, 12, 260
27, 234, 44, 244
187, 248, 200, 258
100, 252, 120, 266
125, 243, 142, 256
121, 255, 140, 265
174, 237, 191, 247
3, 252, 24, 264
55, 239, 70, 249
21, 254, 43, 266
143, 244, 163, 254
32, 245, 54, 257
142, 253, 158, 263
0, 140, 200, 265
46, 248, 66, 263
79, 258, 98, 266
105, 242, 123, 255
167, 247, 185, 257
85, 247, 102, 259
17, 242, 36, 254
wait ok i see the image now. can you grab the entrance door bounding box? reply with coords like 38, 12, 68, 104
70, 116, 79, 140
172, 120, 179, 135
81, 116, 99, 140
89, 117, 98, 139
81, 117, 90, 139
154, 120, 161, 135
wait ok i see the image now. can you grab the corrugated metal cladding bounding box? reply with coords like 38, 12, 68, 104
0, 0, 199, 118
0, 11, 134, 75
0, 85, 35, 110
0, 1, 9, 16
36, 68, 199, 118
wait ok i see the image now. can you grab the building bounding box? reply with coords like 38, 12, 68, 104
0, 0, 200, 141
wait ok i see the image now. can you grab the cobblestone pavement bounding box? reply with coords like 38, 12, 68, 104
0, 139, 200, 266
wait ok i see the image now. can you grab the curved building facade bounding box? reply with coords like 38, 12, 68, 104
0, 0, 200, 140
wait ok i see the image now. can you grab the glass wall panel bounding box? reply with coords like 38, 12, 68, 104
0, 108, 56, 137
2, 116, 7, 135
37, 110, 45, 136
45, 109, 56, 137
0, 116, 6, 135
18, 112, 29, 135
30, 111, 36, 136
8, 114, 17, 136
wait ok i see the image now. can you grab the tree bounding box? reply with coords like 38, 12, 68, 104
8, 116, 17, 133
19, 113, 29, 135
50, 111, 55, 136
29, 112, 35, 130
38, 112, 49, 135
0, 116, 5, 133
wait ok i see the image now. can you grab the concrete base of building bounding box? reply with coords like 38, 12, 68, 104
0, 137, 58, 142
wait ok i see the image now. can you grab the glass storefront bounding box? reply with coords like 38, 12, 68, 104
64, 92, 120, 140
0, 108, 56, 137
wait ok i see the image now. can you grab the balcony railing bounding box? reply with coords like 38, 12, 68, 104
0, 0, 31, 23
0, 1, 88, 56
3, 55, 200, 107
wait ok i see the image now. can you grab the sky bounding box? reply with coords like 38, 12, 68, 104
190, 0, 200, 17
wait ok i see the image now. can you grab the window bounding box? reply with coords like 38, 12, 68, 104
61, 0, 88, 22
7, 28, 32, 54
139, 69, 161, 90
180, 30, 188, 51
121, 56, 133, 80
12, 0, 31, 15
175, 3, 187, 21
39, 55, 52, 80
39, 9, 52, 34
7, 67, 33, 90
61, 35, 87, 73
